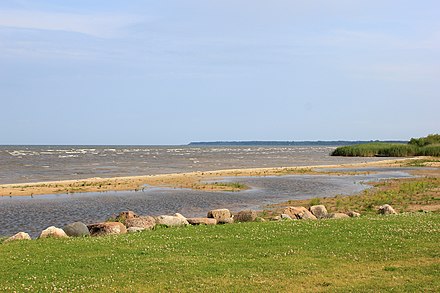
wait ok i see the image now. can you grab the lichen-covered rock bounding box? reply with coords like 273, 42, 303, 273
207, 209, 233, 224
234, 210, 257, 222
309, 205, 328, 219
186, 218, 217, 225
88, 222, 127, 236
347, 211, 361, 218
326, 213, 350, 219
125, 216, 156, 230
39, 226, 69, 239
283, 206, 317, 220
378, 204, 398, 215
155, 215, 189, 227
116, 211, 139, 222
4, 232, 31, 243
63, 222, 90, 237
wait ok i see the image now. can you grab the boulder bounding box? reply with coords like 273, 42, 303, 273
378, 204, 398, 215
175, 213, 188, 221
347, 211, 361, 218
326, 213, 350, 219
187, 218, 217, 225
116, 211, 139, 222
4, 232, 31, 243
63, 222, 90, 237
125, 216, 156, 230
234, 210, 257, 222
39, 226, 69, 239
207, 209, 234, 224
127, 227, 145, 233
221, 217, 234, 224
155, 215, 189, 227
271, 216, 281, 221
88, 222, 127, 237
283, 206, 317, 220
280, 214, 293, 220
309, 205, 328, 219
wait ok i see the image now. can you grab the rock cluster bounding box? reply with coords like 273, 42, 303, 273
272, 205, 363, 221
2, 204, 398, 243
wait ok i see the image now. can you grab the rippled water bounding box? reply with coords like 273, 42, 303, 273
0, 169, 414, 237
0, 145, 410, 238
0, 145, 390, 184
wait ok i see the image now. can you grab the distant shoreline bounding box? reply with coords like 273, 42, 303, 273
188, 140, 408, 146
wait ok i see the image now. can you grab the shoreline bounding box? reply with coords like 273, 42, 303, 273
0, 157, 436, 197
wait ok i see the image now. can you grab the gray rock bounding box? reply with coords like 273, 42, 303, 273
63, 222, 90, 237
234, 210, 257, 222
125, 216, 156, 230
88, 222, 127, 236
155, 215, 189, 227
378, 204, 398, 215
309, 205, 328, 219
39, 226, 69, 239
4, 232, 31, 243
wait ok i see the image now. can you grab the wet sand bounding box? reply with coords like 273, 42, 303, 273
0, 158, 417, 197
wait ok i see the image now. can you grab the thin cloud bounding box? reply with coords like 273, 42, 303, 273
0, 9, 145, 38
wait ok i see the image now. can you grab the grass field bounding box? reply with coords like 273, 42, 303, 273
1, 213, 439, 292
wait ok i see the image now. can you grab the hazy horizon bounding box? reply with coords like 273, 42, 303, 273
1, 1, 439, 144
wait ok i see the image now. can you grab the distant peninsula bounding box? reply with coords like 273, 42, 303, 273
188, 140, 408, 147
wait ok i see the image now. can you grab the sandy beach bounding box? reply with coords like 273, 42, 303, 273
1, 157, 434, 197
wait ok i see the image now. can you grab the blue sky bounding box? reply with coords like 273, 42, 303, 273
0, 1, 439, 144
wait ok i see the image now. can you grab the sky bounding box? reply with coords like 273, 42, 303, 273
0, 0, 439, 145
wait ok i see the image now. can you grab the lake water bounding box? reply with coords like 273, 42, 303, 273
0, 145, 389, 184
0, 145, 407, 237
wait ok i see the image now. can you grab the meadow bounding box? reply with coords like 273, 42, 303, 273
1, 212, 439, 292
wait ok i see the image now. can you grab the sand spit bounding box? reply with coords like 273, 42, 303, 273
0, 157, 431, 197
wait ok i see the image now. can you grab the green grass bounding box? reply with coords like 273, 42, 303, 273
208, 181, 248, 190
1, 213, 439, 292
287, 176, 440, 214
402, 158, 440, 167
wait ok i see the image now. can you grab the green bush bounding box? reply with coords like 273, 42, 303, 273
409, 134, 440, 147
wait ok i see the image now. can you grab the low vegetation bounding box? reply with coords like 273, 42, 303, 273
331, 134, 440, 157
273, 176, 440, 215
